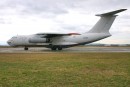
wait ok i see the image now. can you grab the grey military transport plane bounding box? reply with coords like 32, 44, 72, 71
7, 9, 127, 51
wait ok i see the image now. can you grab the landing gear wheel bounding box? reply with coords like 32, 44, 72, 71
24, 47, 28, 50
51, 46, 63, 51
58, 47, 62, 50
51, 47, 57, 51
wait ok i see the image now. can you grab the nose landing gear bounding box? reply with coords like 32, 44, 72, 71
24, 47, 28, 50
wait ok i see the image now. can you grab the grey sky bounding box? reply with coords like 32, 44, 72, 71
0, 0, 130, 45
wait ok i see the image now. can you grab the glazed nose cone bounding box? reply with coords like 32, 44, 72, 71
7, 39, 13, 46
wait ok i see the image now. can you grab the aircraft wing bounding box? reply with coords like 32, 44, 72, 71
36, 32, 80, 38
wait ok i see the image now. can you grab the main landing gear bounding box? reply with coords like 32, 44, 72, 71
51, 46, 62, 51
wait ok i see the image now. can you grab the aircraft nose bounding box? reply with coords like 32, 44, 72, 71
7, 39, 11, 46
7, 39, 14, 46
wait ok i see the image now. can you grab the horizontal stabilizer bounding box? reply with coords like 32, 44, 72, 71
96, 9, 127, 16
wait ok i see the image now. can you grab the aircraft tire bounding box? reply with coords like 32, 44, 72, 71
58, 47, 62, 50
24, 47, 28, 50
51, 47, 57, 51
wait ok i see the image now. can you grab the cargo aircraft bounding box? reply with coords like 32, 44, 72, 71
7, 9, 127, 50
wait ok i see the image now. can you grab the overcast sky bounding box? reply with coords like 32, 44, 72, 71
0, 0, 130, 45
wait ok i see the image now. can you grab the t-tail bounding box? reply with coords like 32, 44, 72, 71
88, 9, 127, 33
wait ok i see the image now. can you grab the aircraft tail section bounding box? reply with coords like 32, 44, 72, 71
88, 9, 127, 33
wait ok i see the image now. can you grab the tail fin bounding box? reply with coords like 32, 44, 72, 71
88, 9, 127, 33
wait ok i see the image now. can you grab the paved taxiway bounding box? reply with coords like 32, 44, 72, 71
0, 47, 130, 53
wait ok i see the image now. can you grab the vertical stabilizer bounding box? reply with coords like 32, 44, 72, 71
88, 9, 127, 33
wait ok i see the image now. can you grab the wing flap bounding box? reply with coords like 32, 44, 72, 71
36, 32, 80, 38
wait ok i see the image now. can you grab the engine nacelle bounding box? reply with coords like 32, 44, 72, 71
29, 37, 47, 43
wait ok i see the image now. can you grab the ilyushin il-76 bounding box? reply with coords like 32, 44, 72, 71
7, 9, 127, 51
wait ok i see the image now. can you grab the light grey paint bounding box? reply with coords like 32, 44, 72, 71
7, 9, 126, 50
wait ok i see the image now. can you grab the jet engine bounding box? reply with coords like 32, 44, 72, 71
29, 37, 47, 43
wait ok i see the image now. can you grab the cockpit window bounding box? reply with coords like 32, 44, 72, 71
12, 36, 17, 39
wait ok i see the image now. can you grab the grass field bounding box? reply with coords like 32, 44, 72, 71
0, 53, 130, 87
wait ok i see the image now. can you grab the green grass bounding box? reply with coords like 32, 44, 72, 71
0, 53, 130, 87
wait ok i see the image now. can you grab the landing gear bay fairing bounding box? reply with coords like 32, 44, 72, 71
7, 9, 127, 51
